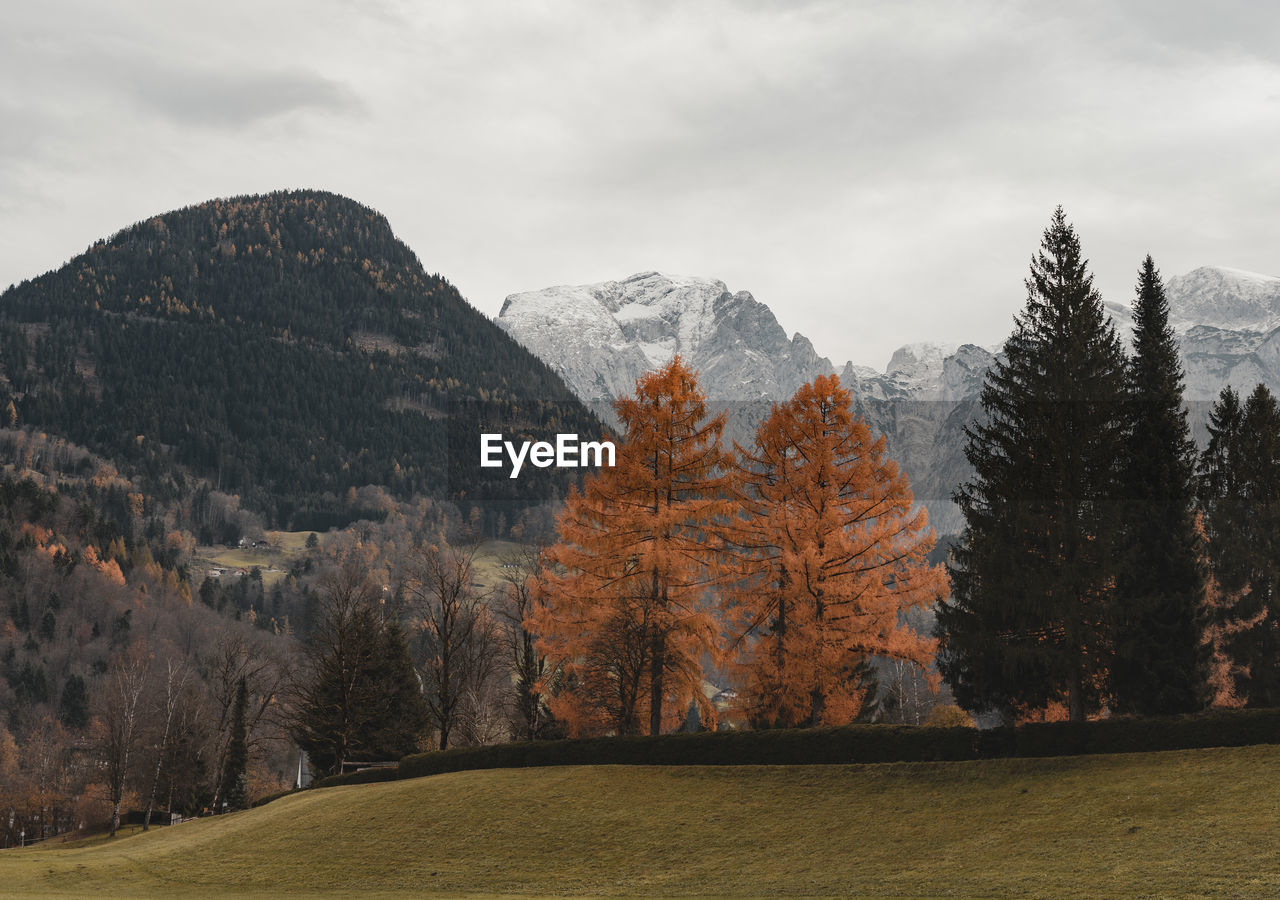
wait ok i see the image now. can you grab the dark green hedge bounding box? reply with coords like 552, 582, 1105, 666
397, 724, 980, 780
1012, 707, 1280, 758
307, 708, 1280, 790
312, 766, 400, 789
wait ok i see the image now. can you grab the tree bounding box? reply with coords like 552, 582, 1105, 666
495, 546, 556, 741
1198, 387, 1247, 597
938, 208, 1130, 723
532, 357, 728, 736
724, 375, 944, 727
291, 561, 426, 775
1111, 256, 1207, 714
1200, 384, 1280, 706
405, 540, 499, 750
58, 675, 89, 731
94, 643, 151, 837
143, 658, 191, 829
220, 677, 249, 812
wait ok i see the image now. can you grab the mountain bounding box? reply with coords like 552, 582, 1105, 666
498, 266, 1280, 534
0, 190, 602, 530
497, 272, 837, 403
1166, 266, 1280, 334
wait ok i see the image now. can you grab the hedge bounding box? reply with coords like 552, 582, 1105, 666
306, 707, 1280, 789
396, 723, 981, 780
312, 766, 400, 789
1012, 707, 1280, 758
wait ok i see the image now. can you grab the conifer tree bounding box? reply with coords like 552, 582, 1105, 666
725, 375, 944, 727
221, 677, 249, 811
1111, 256, 1207, 714
532, 357, 729, 736
1198, 386, 1246, 598
1218, 385, 1280, 705
938, 207, 1129, 723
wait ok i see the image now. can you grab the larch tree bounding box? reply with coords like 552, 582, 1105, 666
938, 207, 1130, 723
724, 375, 944, 727
1111, 256, 1207, 714
531, 356, 729, 736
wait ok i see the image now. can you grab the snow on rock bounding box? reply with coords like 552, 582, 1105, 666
497, 272, 838, 403
1166, 266, 1280, 333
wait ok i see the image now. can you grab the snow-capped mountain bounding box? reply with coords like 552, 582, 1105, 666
498, 265, 1280, 535
1167, 266, 1280, 334
496, 272, 837, 403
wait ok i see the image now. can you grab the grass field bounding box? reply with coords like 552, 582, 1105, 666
3, 745, 1278, 897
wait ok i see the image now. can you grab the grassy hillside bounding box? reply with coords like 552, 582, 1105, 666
3, 746, 1278, 897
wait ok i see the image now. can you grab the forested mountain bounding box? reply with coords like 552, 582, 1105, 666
0, 190, 602, 530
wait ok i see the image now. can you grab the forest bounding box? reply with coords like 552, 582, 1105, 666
0, 190, 602, 532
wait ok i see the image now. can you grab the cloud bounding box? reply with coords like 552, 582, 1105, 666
130, 66, 364, 127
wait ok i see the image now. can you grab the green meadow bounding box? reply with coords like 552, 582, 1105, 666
3, 745, 1277, 897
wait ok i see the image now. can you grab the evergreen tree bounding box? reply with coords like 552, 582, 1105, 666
57, 674, 89, 730
221, 677, 249, 811
938, 207, 1129, 723
363, 620, 430, 758
1111, 256, 1207, 714
1224, 386, 1280, 705
1198, 387, 1247, 596
292, 563, 428, 773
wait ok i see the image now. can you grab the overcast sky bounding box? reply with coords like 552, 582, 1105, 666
3, 0, 1278, 368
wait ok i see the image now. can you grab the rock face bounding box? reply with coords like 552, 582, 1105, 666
498, 265, 1280, 536
496, 272, 837, 403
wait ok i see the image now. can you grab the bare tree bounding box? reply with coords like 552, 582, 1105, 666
405, 539, 501, 749
205, 632, 289, 810
143, 658, 190, 830
95, 642, 152, 837
495, 545, 555, 740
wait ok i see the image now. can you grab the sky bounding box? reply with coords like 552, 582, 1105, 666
3, 0, 1279, 369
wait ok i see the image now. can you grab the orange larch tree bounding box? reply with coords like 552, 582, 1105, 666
724, 374, 944, 727
530, 357, 730, 736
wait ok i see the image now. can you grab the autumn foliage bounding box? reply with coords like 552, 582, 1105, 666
531, 357, 730, 736
724, 375, 944, 727
530, 362, 942, 735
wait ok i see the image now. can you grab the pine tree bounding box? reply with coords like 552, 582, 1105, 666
364, 621, 430, 757
57, 674, 89, 730
532, 357, 729, 736
292, 562, 429, 772
1224, 386, 1280, 705
1111, 256, 1207, 714
221, 677, 249, 811
1198, 386, 1247, 596
938, 207, 1129, 723
725, 375, 944, 727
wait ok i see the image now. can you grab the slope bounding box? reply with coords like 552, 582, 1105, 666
0, 190, 601, 529
4, 745, 1278, 897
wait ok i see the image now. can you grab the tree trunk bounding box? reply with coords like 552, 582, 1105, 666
1067, 666, 1084, 722
649, 631, 666, 736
